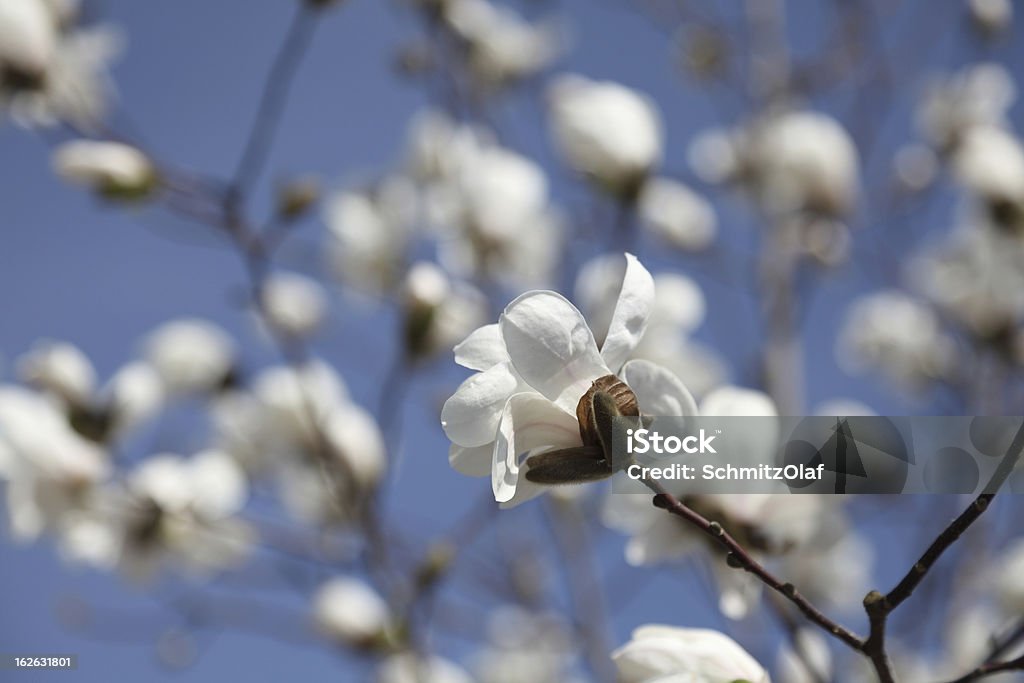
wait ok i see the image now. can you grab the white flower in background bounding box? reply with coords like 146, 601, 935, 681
90, 450, 251, 580
612, 625, 770, 683
16, 342, 163, 442
638, 176, 717, 251
324, 177, 417, 295
749, 110, 859, 216
473, 606, 580, 683
402, 261, 487, 361
941, 606, 1022, 678
0, 386, 108, 540
377, 654, 474, 683
575, 254, 726, 397
778, 515, 873, 612
893, 144, 939, 192
260, 271, 328, 339
441, 254, 697, 506
443, 0, 560, 90
992, 537, 1024, 613
777, 629, 832, 683
838, 291, 955, 387
969, 0, 1013, 36
0, 0, 121, 129
548, 74, 663, 197
409, 111, 562, 287
0, 0, 57, 80
910, 223, 1024, 339
917, 63, 1015, 151
52, 140, 156, 199
247, 361, 385, 524
16, 340, 96, 406
144, 319, 236, 394
952, 125, 1024, 225
313, 577, 391, 647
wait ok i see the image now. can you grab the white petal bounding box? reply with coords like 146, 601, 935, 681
499, 291, 608, 411
621, 359, 698, 417
448, 443, 493, 477
440, 363, 518, 447
492, 393, 581, 503
453, 324, 508, 371
600, 254, 655, 371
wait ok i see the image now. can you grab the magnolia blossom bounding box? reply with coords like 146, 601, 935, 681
442, 0, 560, 90
777, 629, 832, 683
221, 361, 386, 524
472, 606, 580, 683
638, 177, 717, 251
838, 291, 956, 387
910, 221, 1024, 338
0, 0, 120, 128
52, 140, 156, 199
917, 63, 1015, 151
992, 538, 1024, 613
409, 111, 562, 287
612, 625, 770, 683
143, 319, 236, 394
324, 177, 417, 294
691, 111, 859, 217
951, 125, 1024, 227
402, 262, 487, 360
80, 450, 252, 580
548, 75, 663, 196
441, 254, 697, 506
0, 386, 109, 540
313, 577, 391, 646
377, 654, 474, 683
575, 255, 726, 397
969, 0, 1013, 36
16, 339, 96, 406
260, 271, 328, 339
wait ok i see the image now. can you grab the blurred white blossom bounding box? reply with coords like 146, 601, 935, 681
917, 63, 1015, 151
638, 176, 717, 251
473, 606, 580, 683
261, 271, 328, 339
548, 74, 663, 197
313, 577, 392, 647
838, 291, 956, 387
52, 140, 156, 199
377, 654, 474, 683
144, 319, 236, 395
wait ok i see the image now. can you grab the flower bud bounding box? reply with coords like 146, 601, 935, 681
313, 577, 391, 649
52, 140, 157, 200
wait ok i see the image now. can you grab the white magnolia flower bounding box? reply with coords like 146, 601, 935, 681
952, 125, 1024, 215
377, 654, 474, 683
94, 450, 251, 580
473, 606, 579, 683
777, 629, 832, 683
144, 319, 235, 394
910, 221, 1024, 338
441, 254, 697, 506
917, 63, 1015, 151
0, 0, 120, 129
249, 361, 386, 524
16, 339, 96, 406
413, 112, 562, 287
0, 386, 108, 540
548, 75, 663, 196
575, 255, 726, 397
638, 177, 717, 251
52, 140, 156, 198
313, 577, 391, 646
443, 0, 560, 89
838, 291, 955, 387
749, 111, 859, 216
0, 0, 57, 79
992, 537, 1024, 613
969, 0, 1013, 36
612, 625, 770, 683
402, 262, 488, 360
325, 177, 417, 295
260, 271, 328, 339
